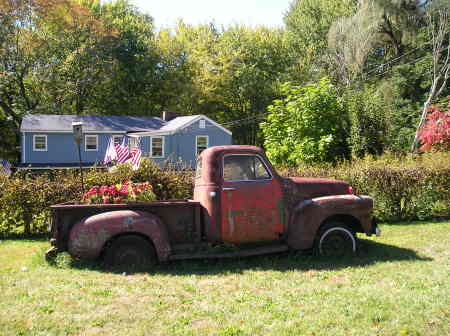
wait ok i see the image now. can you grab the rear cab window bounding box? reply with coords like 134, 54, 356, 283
223, 155, 271, 181
195, 158, 202, 179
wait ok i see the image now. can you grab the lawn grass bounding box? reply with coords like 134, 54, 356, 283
0, 221, 449, 336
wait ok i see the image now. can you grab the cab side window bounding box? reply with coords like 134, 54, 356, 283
223, 155, 271, 181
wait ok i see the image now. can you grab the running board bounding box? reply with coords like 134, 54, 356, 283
168, 244, 289, 261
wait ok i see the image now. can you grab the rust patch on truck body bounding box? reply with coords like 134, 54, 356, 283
68, 210, 171, 261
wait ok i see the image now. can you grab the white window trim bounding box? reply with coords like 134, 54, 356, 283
129, 137, 140, 150
150, 136, 164, 158
85, 135, 98, 151
112, 135, 123, 145
196, 135, 209, 156
199, 119, 206, 129
33, 134, 47, 151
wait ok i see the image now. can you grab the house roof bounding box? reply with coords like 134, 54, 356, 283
128, 115, 232, 136
20, 114, 165, 133
20, 114, 232, 135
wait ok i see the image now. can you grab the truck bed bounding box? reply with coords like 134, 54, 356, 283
50, 200, 202, 252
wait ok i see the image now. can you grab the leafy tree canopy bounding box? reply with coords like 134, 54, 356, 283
260, 78, 349, 166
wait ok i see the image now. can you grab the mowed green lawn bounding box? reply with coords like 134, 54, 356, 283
0, 222, 449, 336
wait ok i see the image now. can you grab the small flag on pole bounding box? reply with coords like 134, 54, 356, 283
103, 137, 117, 164
0, 159, 12, 176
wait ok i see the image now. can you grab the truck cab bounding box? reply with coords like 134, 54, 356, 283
194, 145, 377, 252
194, 146, 286, 245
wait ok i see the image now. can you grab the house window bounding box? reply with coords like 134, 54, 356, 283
85, 135, 98, 151
129, 137, 140, 150
151, 137, 164, 158
199, 119, 206, 129
33, 135, 47, 151
196, 136, 208, 156
112, 135, 123, 146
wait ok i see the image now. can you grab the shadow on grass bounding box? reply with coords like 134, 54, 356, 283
57, 238, 432, 276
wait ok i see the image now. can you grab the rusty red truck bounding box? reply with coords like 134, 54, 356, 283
46, 145, 380, 268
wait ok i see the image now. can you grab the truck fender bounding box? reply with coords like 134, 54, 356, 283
287, 195, 373, 250
68, 210, 171, 262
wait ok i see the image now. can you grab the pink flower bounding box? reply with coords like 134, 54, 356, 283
99, 186, 108, 195
88, 186, 99, 194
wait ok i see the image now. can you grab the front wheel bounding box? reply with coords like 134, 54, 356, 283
103, 235, 157, 271
315, 222, 357, 257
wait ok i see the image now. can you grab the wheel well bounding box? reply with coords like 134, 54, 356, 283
100, 232, 155, 259
320, 214, 363, 233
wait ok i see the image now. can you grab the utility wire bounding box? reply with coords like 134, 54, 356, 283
364, 45, 427, 76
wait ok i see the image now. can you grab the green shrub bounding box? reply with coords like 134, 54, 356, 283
345, 86, 388, 158
260, 78, 349, 166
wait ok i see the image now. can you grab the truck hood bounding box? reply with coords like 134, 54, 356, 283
283, 177, 351, 206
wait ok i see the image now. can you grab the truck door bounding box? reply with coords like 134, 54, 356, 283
221, 154, 285, 243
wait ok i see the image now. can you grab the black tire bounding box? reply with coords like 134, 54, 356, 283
103, 235, 157, 271
314, 222, 357, 257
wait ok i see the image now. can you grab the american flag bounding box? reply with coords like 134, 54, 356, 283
129, 147, 142, 170
0, 159, 12, 176
115, 138, 132, 163
103, 137, 117, 164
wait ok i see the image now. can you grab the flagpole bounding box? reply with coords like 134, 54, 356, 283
72, 122, 85, 195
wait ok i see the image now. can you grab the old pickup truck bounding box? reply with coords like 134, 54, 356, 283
46, 145, 380, 268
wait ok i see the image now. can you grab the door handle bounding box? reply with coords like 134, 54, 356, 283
222, 187, 236, 191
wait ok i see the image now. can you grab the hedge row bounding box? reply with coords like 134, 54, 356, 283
0, 153, 449, 237
279, 151, 450, 223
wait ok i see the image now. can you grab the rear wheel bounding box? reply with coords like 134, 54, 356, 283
315, 222, 357, 257
103, 235, 157, 271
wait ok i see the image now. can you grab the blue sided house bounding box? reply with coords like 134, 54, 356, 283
19, 113, 232, 169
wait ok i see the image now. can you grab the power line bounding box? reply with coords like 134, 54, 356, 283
364, 45, 427, 76
365, 45, 448, 80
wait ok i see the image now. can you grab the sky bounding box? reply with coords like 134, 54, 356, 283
131, 0, 293, 28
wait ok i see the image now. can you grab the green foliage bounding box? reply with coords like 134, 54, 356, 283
261, 78, 349, 166
284, 0, 356, 80
377, 60, 430, 152
0, 158, 193, 237
279, 151, 450, 222
345, 86, 389, 157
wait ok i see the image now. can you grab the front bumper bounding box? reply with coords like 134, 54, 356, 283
367, 217, 381, 237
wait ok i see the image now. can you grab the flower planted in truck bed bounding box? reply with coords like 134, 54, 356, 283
82, 182, 156, 204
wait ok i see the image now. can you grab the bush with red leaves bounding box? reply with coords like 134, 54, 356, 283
418, 99, 450, 152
